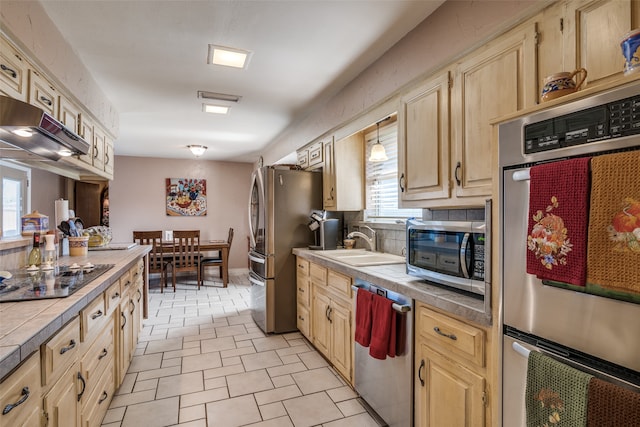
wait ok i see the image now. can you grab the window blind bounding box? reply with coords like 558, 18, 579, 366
365, 123, 422, 219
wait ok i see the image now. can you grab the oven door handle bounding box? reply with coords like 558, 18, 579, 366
248, 253, 265, 264
460, 232, 470, 279
249, 275, 265, 287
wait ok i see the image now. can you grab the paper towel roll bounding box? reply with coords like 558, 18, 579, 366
55, 199, 69, 225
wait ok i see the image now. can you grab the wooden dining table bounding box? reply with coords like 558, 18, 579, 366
161, 240, 231, 286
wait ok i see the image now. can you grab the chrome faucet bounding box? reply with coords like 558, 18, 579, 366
346, 225, 377, 251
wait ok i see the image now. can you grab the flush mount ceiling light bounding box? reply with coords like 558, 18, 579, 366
369, 117, 391, 162
202, 104, 229, 114
187, 145, 207, 157
207, 45, 251, 69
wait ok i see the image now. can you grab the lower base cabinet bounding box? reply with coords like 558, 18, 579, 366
414, 303, 489, 427
0, 257, 146, 427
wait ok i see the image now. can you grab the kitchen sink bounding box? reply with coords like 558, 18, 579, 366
315, 249, 405, 266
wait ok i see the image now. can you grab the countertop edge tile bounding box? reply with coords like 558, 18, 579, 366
0, 346, 21, 380
293, 248, 491, 327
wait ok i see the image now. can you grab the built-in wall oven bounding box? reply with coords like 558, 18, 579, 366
499, 79, 640, 425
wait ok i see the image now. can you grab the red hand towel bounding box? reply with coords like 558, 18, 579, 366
587, 377, 640, 427
354, 289, 374, 347
526, 157, 591, 286
387, 310, 398, 358
369, 293, 394, 360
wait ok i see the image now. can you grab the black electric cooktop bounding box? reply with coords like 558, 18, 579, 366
0, 264, 114, 302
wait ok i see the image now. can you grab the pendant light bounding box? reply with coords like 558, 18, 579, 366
369, 119, 388, 162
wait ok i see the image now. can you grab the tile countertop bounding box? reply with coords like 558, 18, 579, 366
293, 248, 491, 327
0, 245, 151, 380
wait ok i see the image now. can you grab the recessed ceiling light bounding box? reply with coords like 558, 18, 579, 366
203, 104, 229, 114
207, 45, 251, 69
197, 91, 241, 103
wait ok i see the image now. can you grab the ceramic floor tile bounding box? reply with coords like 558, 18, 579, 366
156, 371, 204, 399
181, 351, 223, 373
205, 394, 262, 427
282, 392, 343, 427
121, 397, 179, 427
291, 367, 344, 394
103, 278, 374, 427
227, 369, 274, 397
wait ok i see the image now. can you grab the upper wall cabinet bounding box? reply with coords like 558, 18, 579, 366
28, 69, 59, 118
59, 95, 82, 135
323, 133, 364, 211
537, 0, 636, 91
398, 72, 450, 205
399, 23, 537, 208
0, 38, 29, 101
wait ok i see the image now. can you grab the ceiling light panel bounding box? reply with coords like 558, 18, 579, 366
207, 45, 251, 69
203, 104, 229, 114
197, 91, 241, 103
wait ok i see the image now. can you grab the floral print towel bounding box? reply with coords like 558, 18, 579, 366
526, 157, 591, 286
526, 351, 593, 427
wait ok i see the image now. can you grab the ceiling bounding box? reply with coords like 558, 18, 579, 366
37, 0, 445, 163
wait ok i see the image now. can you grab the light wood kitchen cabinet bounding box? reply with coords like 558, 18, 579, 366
0, 35, 29, 101
399, 23, 537, 207
28, 69, 58, 117
118, 293, 134, 385
297, 148, 309, 169
296, 257, 312, 339
398, 72, 451, 205
81, 361, 115, 427
43, 363, 80, 427
414, 303, 489, 427
92, 126, 106, 172
537, 0, 635, 91
42, 316, 81, 387
78, 115, 95, 166
0, 351, 42, 427
310, 265, 353, 383
450, 23, 537, 201
323, 133, 364, 211
59, 95, 82, 134
103, 136, 114, 176
308, 141, 323, 168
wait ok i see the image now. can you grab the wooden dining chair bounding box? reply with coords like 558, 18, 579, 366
172, 230, 202, 290
133, 231, 170, 292
201, 228, 234, 288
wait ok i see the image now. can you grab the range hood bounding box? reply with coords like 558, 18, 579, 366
0, 96, 90, 161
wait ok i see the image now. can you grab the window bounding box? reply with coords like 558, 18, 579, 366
364, 122, 421, 220
1, 161, 30, 238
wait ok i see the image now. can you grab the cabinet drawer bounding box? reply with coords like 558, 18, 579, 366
308, 142, 323, 166
79, 323, 114, 407
297, 303, 310, 338
130, 260, 144, 289
104, 280, 122, 317
120, 269, 134, 294
0, 351, 41, 427
81, 294, 108, 342
327, 270, 351, 297
81, 361, 115, 427
296, 257, 310, 276
42, 317, 80, 386
297, 276, 310, 307
417, 305, 485, 367
309, 262, 327, 285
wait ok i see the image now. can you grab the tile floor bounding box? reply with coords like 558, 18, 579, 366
101, 271, 381, 427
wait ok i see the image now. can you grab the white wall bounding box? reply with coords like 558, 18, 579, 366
109, 156, 253, 269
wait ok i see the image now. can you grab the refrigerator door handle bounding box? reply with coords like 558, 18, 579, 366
248, 253, 265, 264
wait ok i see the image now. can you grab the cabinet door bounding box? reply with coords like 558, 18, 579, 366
451, 24, 537, 199
322, 139, 336, 209
399, 72, 450, 205
330, 299, 352, 382
332, 133, 364, 211
117, 295, 133, 385
415, 342, 485, 427
93, 126, 106, 171
311, 287, 331, 357
0, 37, 29, 101
78, 115, 95, 166
59, 95, 81, 134
565, 0, 631, 87
104, 136, 114, 176
43, 366, 80, 427
0, 351, 42, 427
28, 69, 58, 117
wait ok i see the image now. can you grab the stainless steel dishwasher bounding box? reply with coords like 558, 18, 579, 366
353, 278, 414, 427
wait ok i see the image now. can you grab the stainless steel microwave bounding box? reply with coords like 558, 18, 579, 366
406, 218, 488, 295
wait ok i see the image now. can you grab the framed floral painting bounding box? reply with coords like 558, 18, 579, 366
166, 178, 207, 216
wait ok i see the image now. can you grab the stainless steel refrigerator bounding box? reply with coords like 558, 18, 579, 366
248, 166, 322, 333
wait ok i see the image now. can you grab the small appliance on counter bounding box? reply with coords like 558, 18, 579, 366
308, 210, 339, 250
